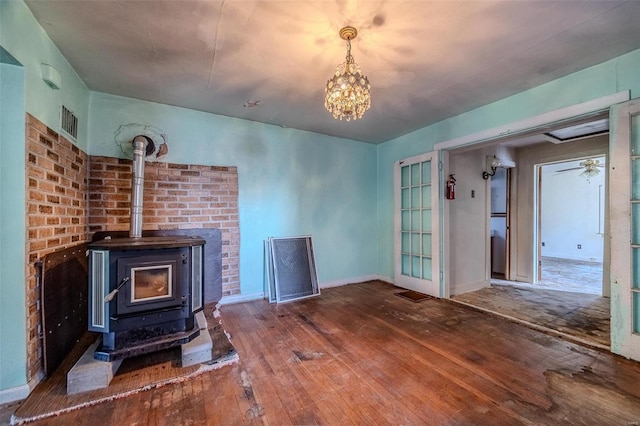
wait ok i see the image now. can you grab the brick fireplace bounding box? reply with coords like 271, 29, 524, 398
25, 114, 240, 382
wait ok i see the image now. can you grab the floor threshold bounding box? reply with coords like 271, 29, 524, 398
450, 297, 610, 352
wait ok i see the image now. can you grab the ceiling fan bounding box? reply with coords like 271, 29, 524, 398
555, 158, 605, 180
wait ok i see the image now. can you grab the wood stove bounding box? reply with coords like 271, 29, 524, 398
88, 236, 205, 361
87, 135, 206, 362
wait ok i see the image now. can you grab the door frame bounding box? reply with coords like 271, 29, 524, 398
533, 156, 608, 294
609, 98, 640, 360
434, 91, 629, 302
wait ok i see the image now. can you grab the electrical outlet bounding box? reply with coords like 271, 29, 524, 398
577, 244, 582, 249
471, 190, 475, 198
542, 242, 545, 246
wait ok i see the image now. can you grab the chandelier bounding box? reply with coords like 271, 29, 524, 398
324, 26, 371, 121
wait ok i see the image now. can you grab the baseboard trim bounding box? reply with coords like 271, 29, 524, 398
0, 371, 43, 404
219, 291, 265, 305
450, 279, 490, 296
219, 276, 395, 305
319, 275, 394, 289
0, 384, 29, 405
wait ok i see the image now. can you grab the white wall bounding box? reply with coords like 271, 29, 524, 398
513, 135, 608, 282
541, 158, 605, 262
448, 150, 490, 295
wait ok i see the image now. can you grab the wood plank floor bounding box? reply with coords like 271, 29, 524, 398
3, 280, 640, 425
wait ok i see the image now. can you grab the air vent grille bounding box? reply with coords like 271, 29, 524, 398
61, 105, 78, 139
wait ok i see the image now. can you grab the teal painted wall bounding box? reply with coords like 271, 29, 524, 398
0, 0, 90, 395
376, 48, 640, 280
88, 92, 379, 294
0, 0, 89, 150
0, 61, 27, 392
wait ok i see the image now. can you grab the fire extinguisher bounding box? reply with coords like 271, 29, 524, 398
446, 174, 456, 200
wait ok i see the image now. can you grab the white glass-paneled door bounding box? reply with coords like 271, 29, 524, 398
610, 99, 640, 361
394, 152, 440, 296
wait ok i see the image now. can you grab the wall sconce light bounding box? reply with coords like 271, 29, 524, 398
482, 156, 502, 180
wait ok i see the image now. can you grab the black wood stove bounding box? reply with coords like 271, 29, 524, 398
87, 135, 205, 361
88, 236, 204, 361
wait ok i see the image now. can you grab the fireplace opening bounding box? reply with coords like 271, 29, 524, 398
131, 266, 171, 301
114, 250, 188, 315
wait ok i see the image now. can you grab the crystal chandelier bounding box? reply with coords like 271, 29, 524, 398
324, 26, 371, 121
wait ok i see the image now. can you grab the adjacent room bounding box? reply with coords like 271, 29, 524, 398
2, 1, 640, 424
451, 131, 610, 349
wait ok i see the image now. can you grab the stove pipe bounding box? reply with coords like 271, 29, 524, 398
130, 135, 150, 238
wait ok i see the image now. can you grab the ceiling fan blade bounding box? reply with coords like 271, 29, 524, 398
555, 167, 583, 173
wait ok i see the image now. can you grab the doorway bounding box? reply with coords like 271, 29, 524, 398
449, 130, 611, 349
536, 157, 606, 295
490, 168, 509, 279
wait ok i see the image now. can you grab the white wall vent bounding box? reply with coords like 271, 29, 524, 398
61, 105, 78, 139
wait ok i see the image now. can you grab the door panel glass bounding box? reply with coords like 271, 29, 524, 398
411, 164, 420, 185
411, 210, 420, 231
401, 188, 410, 209
422, 234, 432, 256
411, 255, 421, 277
422, 210, 432, 232
422, 257, 432, 280
422, 186, 432, 208
411, 187, 420, 208
634, 292, 640, 333
632, 114, 640, 155
632, 159, 640, 200
402, 254, 410, 275
411, 233, 420, 255
633, 204, 640, 245
401, 211, 410, 231
422, 161, 431, 184
633, 248, 640, 290
402, 232, 410, 253
401, 166, 410, 187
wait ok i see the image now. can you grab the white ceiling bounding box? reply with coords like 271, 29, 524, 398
25, 0, 640, 144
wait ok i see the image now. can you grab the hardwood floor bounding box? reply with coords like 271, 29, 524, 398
3, 280, 640, 425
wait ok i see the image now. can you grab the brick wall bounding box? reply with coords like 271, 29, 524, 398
88, 156, 240, 297
24, 117, 240, 383
25, 114, 89, 382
